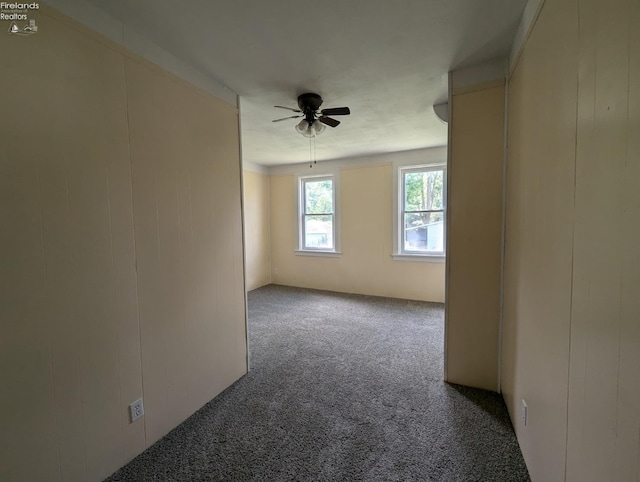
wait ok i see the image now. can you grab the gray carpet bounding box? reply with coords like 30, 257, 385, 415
106, 284, 530, 481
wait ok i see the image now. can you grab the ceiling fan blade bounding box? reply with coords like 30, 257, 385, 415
319, 116, 340, 128
321, 107, 350, 116
272, 115, 302, 122
274, 105, 302, 113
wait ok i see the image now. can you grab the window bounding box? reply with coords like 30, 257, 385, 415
297, 175, 339, 255
394, 164, 446, 260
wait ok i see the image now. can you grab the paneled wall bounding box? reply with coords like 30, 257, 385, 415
0, 7, 246, 481
125, 57, 246, 447
566, 0, 639, 479
503, 0, 640, 480
502, 1, 578, 477
243, 168, 271, 290
446, 82, 505, 391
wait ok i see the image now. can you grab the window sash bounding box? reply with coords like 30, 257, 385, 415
403, 209, 443, 214
402, 210, 444, 253
400, 166, 446, 256
300, 176, 335, 251
303, 214, 334, 250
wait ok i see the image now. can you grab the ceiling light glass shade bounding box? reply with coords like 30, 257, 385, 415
295, 119, 314, 137
295, 119, 326, 137
312, 120, 326, 135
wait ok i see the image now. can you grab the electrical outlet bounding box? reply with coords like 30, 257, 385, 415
521, 399, 528, 427
130, 398, 144, 423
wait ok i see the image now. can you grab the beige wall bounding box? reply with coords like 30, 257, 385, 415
269, 155, 446, 302
566, 1, 640, 479
0, 7, 246, 482
503, 0, 640, 480
243, 168, 271, 290
446, 82, 505, 391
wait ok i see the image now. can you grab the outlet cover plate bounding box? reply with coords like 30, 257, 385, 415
130, 398, 144, 423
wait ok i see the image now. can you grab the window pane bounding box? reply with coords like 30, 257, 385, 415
403, 211, 444, 252
404, 170, 444, 211
304, 214, 333, 249
305, 180, 333, 214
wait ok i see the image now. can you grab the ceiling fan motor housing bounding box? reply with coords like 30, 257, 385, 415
298, 93, 324, 123
271, 93, 348, 128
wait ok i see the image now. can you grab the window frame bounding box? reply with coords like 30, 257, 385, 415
393, 162, 446, 262
296, 173, 341, 257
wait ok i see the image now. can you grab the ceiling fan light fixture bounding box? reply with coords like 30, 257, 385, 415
312, 119, 326, 135
295, 119, 312, 137
295, 119, 326, 138
276, 93, 350, 138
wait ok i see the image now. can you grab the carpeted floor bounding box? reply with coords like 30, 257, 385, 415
106, 284, 530, 481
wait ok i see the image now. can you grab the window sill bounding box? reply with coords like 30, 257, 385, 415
295, 250, 342, 258
391, 253, 445, 263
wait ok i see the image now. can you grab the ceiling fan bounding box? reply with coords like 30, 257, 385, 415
272, 93, 351, 137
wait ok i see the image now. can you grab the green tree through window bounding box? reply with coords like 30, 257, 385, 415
305, 180, 333, 215
402, 167, 445, 254
404, 170, 444, 212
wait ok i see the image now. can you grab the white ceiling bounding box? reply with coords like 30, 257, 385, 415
86, 0, 527, 166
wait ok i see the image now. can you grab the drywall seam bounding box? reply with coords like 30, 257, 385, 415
498, 75, 509, 394
122, 57, 147, 451
104, 144, 126, 464
62, 150, 88, 474
563, 3, 581, 476
611, 2, 632, 474
36, 164, 63, 479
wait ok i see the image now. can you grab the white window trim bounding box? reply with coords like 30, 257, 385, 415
392, 161, 446, 263
296, 171, 341, 257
